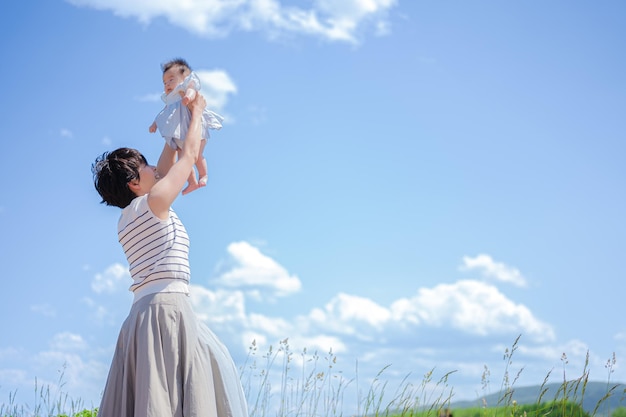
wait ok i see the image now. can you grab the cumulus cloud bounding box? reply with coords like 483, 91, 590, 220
65, 0, 398, 44
11, 248, 608, 408
189, 285, 247, 324
33, 349, 108, 396
196, 70, 237, 112
196, 246, 553, 361
91, 262, 129, 293
392, 280, 554, 342
49, 332, 88, 351
215, 241, 302, 297
247, 313, 294, 340
303, 281, 554, 344
309, 293, 391, 339
460, 254, 528, 287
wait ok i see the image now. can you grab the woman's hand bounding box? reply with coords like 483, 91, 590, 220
186, 92, 206, 114
182, 87, 198, 106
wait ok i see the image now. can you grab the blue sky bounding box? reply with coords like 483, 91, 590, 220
1, 0, 625, 412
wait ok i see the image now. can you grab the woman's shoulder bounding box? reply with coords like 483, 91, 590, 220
117, 195, 150, 231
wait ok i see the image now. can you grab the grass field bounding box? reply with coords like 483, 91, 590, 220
2, 336, 625, 417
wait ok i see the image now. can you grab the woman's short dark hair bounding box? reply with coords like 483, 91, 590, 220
92, 148, 148, 208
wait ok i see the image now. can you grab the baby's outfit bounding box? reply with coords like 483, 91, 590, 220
154, 72, 224, 150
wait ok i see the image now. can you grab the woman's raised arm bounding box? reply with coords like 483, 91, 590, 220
148, 94, 207, 219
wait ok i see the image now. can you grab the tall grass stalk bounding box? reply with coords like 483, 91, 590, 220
0, 365, 92, 417
240, 338, 356, 417
2, 336, 624, 417
242, 341, 457, 417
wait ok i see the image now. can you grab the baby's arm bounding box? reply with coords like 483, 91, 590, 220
182, 79, 198, 106
149, 121, 157, 133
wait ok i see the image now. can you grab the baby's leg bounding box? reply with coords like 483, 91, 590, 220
182, 170, 199, 195
181, 147, 199, 195
197, 139, 208, 186
181, 140, 209, 195
197, 158, 208, 186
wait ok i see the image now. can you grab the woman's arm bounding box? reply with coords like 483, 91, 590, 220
155, 144, 176, 179
148, 94, 207, 219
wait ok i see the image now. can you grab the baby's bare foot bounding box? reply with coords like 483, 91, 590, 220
183, 177, 207, 195
183, 181, 200, 195
182, 183, 200, 195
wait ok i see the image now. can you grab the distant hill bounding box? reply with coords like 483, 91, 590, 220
450, 381, 626, 415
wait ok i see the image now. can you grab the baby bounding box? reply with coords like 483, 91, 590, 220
150, 58, 224, 194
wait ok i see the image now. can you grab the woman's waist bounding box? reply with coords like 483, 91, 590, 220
131, 278, 189, 303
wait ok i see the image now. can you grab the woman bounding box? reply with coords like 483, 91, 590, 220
92, 94, 247, 417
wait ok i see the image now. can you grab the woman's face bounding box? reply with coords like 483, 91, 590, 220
135, 163, 159, 195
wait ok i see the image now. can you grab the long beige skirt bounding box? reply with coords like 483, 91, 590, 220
97, 292, 248, 417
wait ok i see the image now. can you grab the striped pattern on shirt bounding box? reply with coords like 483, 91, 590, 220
117, 195, 190, 293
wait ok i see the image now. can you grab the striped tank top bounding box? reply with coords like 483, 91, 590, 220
117, 195, 190, 302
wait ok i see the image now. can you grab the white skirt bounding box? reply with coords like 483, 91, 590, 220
97, 292, 248, 417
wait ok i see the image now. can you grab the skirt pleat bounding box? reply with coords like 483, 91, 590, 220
97, 292, 247, 417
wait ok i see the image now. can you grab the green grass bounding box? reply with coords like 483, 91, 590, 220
2, 335, 625, 417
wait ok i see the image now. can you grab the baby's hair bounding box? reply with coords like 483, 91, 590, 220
162, 58, 192, 76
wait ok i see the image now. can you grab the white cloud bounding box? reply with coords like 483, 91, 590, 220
49, 333, 88, 351
199, 246, 553, 360
215, 241, 302, 297
460, 254, 528, 287
313, 0, 396, 39
4, 244, 616, 410
91, 263, 129, 293
247, 312, 293, 337
287, 334, 347, 354
391, 280, 554, 342
309, 293, 391, 339
189, 285, 247, 324
33, 350, 108, 399
0, 368, 29, 387
196, 70, 237, 112
299, 280, 553, 344
512, 339, 616, 382
65, 0, 398, 44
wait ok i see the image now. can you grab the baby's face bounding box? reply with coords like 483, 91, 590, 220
162, 67, 186, 95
